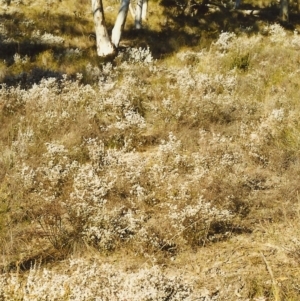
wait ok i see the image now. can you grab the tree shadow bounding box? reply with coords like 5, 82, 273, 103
0, 10, 93, 61
0, 9, 97, 87
0, 0, 300, 87
1, 67, 63, 88
119, 0, 300, 59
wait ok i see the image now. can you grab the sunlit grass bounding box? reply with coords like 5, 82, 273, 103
1, 0, 300, 299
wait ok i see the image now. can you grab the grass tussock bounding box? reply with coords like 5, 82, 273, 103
1, 0, 300, 299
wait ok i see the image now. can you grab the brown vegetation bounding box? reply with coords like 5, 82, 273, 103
1, 0, 300, 300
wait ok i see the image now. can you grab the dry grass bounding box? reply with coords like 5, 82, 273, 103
1, 0, 300, 300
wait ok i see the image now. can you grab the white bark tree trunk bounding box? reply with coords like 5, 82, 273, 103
280, 0, 289, 22
135, 0, 148, 29
141, 0, 148, 21
111, 0, 130, 47
129, 3, 136, 18
91, 0, 115, 56
234, 0, 241, 9
135, 0, 143, 29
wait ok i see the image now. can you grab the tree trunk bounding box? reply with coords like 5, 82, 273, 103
142, 0, 148, 21
234, 0, 242, 9
111, 0, 130, 47
91, 0, 115, 56
135, 0, 148, 29
135, 0, 143, 29
129, 3, 136, 18
280, 0, 289, 22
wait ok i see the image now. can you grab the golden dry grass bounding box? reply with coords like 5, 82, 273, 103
1, 0, 300, 300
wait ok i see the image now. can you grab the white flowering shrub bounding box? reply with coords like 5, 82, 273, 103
15, 137, 145, 252
2, 17, 300, 299
31, 30, 64, 45
176, 50, 204, 63
267, 23, 287, 43
214, 31, 237, 52
154, 67, 237, 129
289, 29, 300, 51
65, 48, 82, 58
13, 53, 29, 65
168, 196, 234, 245
0, 259, 194, 300
117, 47, 154, 64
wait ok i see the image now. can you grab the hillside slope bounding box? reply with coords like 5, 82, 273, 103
1, 0, 300, 300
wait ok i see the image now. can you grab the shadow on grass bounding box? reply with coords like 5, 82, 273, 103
0, 1, 300, 86
2, 66, 64, 88
120, 1, 300, 59
0, 10, 93, 61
